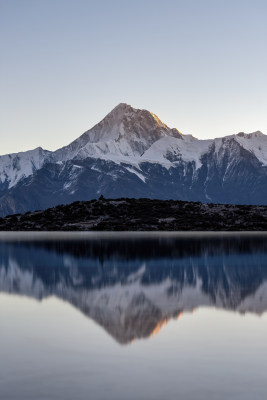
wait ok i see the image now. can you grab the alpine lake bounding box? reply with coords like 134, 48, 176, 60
0, 232, 267, 400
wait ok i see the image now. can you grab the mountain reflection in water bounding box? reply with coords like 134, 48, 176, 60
1, 233, 267, 344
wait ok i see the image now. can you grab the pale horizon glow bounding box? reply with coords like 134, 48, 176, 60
0, 0, 266, 155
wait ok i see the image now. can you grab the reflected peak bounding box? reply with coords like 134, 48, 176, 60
1, 235, 267, 345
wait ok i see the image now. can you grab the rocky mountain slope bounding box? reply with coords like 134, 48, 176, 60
0, 103, 266, 216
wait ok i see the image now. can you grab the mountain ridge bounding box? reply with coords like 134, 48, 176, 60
0, 103, 266, 216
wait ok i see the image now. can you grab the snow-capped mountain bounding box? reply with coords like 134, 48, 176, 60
0, 103, 266, 216
0, 236, 267, 344
53, 103, 185, 163
0, 147, 51, 190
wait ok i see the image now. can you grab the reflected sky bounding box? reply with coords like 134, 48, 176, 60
0, 233, 267, 399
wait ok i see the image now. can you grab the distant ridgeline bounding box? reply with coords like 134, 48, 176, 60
1, 197, 267, 231
0, 103, 267, 217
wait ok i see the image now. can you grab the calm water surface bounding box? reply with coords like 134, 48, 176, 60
0, 232, 267, 400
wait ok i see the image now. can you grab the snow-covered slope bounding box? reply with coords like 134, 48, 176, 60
53, 103, 184, 164
0, 103, 266, 188
51, 103, 267, 171
234, 131, 267, 165
142, 134, 212, 168
0, 147, 51, 189
0, 103, 266, 213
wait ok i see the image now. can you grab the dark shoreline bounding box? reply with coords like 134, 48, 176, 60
1, 197, 267, 231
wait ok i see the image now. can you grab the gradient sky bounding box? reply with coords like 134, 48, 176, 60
0, 0, 266, 155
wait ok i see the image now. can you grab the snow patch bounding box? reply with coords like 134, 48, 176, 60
124, 167, 146, 182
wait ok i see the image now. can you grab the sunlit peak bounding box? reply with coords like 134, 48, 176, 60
150, 112, 167, 129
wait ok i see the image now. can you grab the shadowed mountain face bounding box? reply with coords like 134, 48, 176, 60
1, 234, 267, 344
0, 104, 267, 216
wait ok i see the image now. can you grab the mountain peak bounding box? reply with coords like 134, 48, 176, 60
53, 103, 181, 161
111, 102, 133, 112
102, 102, 135, 125
107, 103, 168, 130
237, 130, 264, 138
1, 103, 267, 213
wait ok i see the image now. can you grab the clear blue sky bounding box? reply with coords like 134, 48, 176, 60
0, 0, 266, 154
